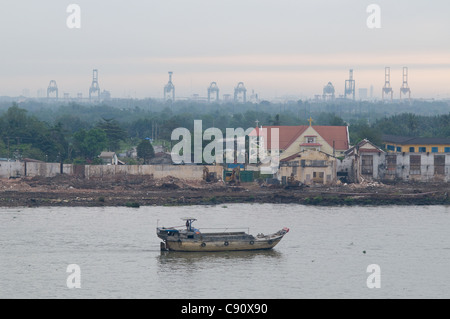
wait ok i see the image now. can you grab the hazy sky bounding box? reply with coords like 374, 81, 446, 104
0, 0, 449, 99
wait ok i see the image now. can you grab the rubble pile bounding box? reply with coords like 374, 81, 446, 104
347, 181, 386, 189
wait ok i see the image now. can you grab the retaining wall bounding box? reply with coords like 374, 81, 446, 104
0, 162, 223, 181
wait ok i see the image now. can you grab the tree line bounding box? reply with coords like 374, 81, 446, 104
0, 104, 128, 163
1, 102, 449, 163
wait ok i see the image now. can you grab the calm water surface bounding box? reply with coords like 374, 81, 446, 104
0, 204, 449, 299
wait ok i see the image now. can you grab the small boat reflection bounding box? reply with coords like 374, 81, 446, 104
157, 248, 283, 265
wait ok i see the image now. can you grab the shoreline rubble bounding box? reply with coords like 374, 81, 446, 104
0, 176, 449, 208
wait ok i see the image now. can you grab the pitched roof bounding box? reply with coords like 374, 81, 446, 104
345, 139, 384, 156
251, 125, 349, 150
249, 126, 306, 150
280, 152, 302, 162
99, 152, 116, 158
314, 126, 349, 150
383, 134, 450, 145
382, 135, 415, 144
411, 137, 450, 145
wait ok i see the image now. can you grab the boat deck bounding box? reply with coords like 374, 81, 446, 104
200, 231, 248, 236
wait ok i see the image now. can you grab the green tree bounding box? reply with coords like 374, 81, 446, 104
127, 118, 155, 139
137, 139, 155, 164
329, 115, 347, 126
0, 138, 11, 158
348, 119, 382, 146
96, 118, 127, 151
73, 128, 108, 161
0, 104, 68, 162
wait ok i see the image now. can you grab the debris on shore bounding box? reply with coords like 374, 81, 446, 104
0, 175, 449, 208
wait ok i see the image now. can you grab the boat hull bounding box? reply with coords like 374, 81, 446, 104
161, 235, 284, 252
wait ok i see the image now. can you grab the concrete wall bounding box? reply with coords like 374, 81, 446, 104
25, 162, 61, 178
1, 156, 448, 183
0, 161, 24, 178
84, 164, 224, 181
446, 155, 450, 178
63, 164, 73, 175
337, 157, 355, 182
0, 162, 64, 178
0, 162, 224, 182
372, 153, 384, 180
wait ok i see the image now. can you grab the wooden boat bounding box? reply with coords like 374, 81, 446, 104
157, 218, 289, 252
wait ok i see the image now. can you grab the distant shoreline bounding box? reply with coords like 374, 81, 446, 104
1, 176, 449, 208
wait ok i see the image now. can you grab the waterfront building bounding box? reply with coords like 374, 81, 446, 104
383, 135, 450, 153
252, 118, 350, 161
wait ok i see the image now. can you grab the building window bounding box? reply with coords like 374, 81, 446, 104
396, 147, 402, 152
386, 155, 397, 175
361, 155, 374, 176
410, 155, 421, 175
387, 145, 395, 151
431, 147, 439, 153
409, 147, 415, 152
306, 136, 316, 143
445, 147, 450, 153
419, 147, 426, 153
434, 155, 445, 175
313, 172, 324, 183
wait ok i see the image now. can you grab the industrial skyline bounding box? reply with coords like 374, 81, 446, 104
5, 66, 423, 103
0, 0, 449, 99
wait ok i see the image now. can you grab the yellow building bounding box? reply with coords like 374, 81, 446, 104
279, 149, 337, 185
383, 135, 450, 153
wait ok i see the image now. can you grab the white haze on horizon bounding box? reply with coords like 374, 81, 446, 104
0, 0, 449, 100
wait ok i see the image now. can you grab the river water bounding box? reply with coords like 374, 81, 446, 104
0, 204, 449, 299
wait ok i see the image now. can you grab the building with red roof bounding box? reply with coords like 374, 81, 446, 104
250, 120, 349, 161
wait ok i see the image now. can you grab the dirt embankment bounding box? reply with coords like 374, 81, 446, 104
0, 175, 449, 207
